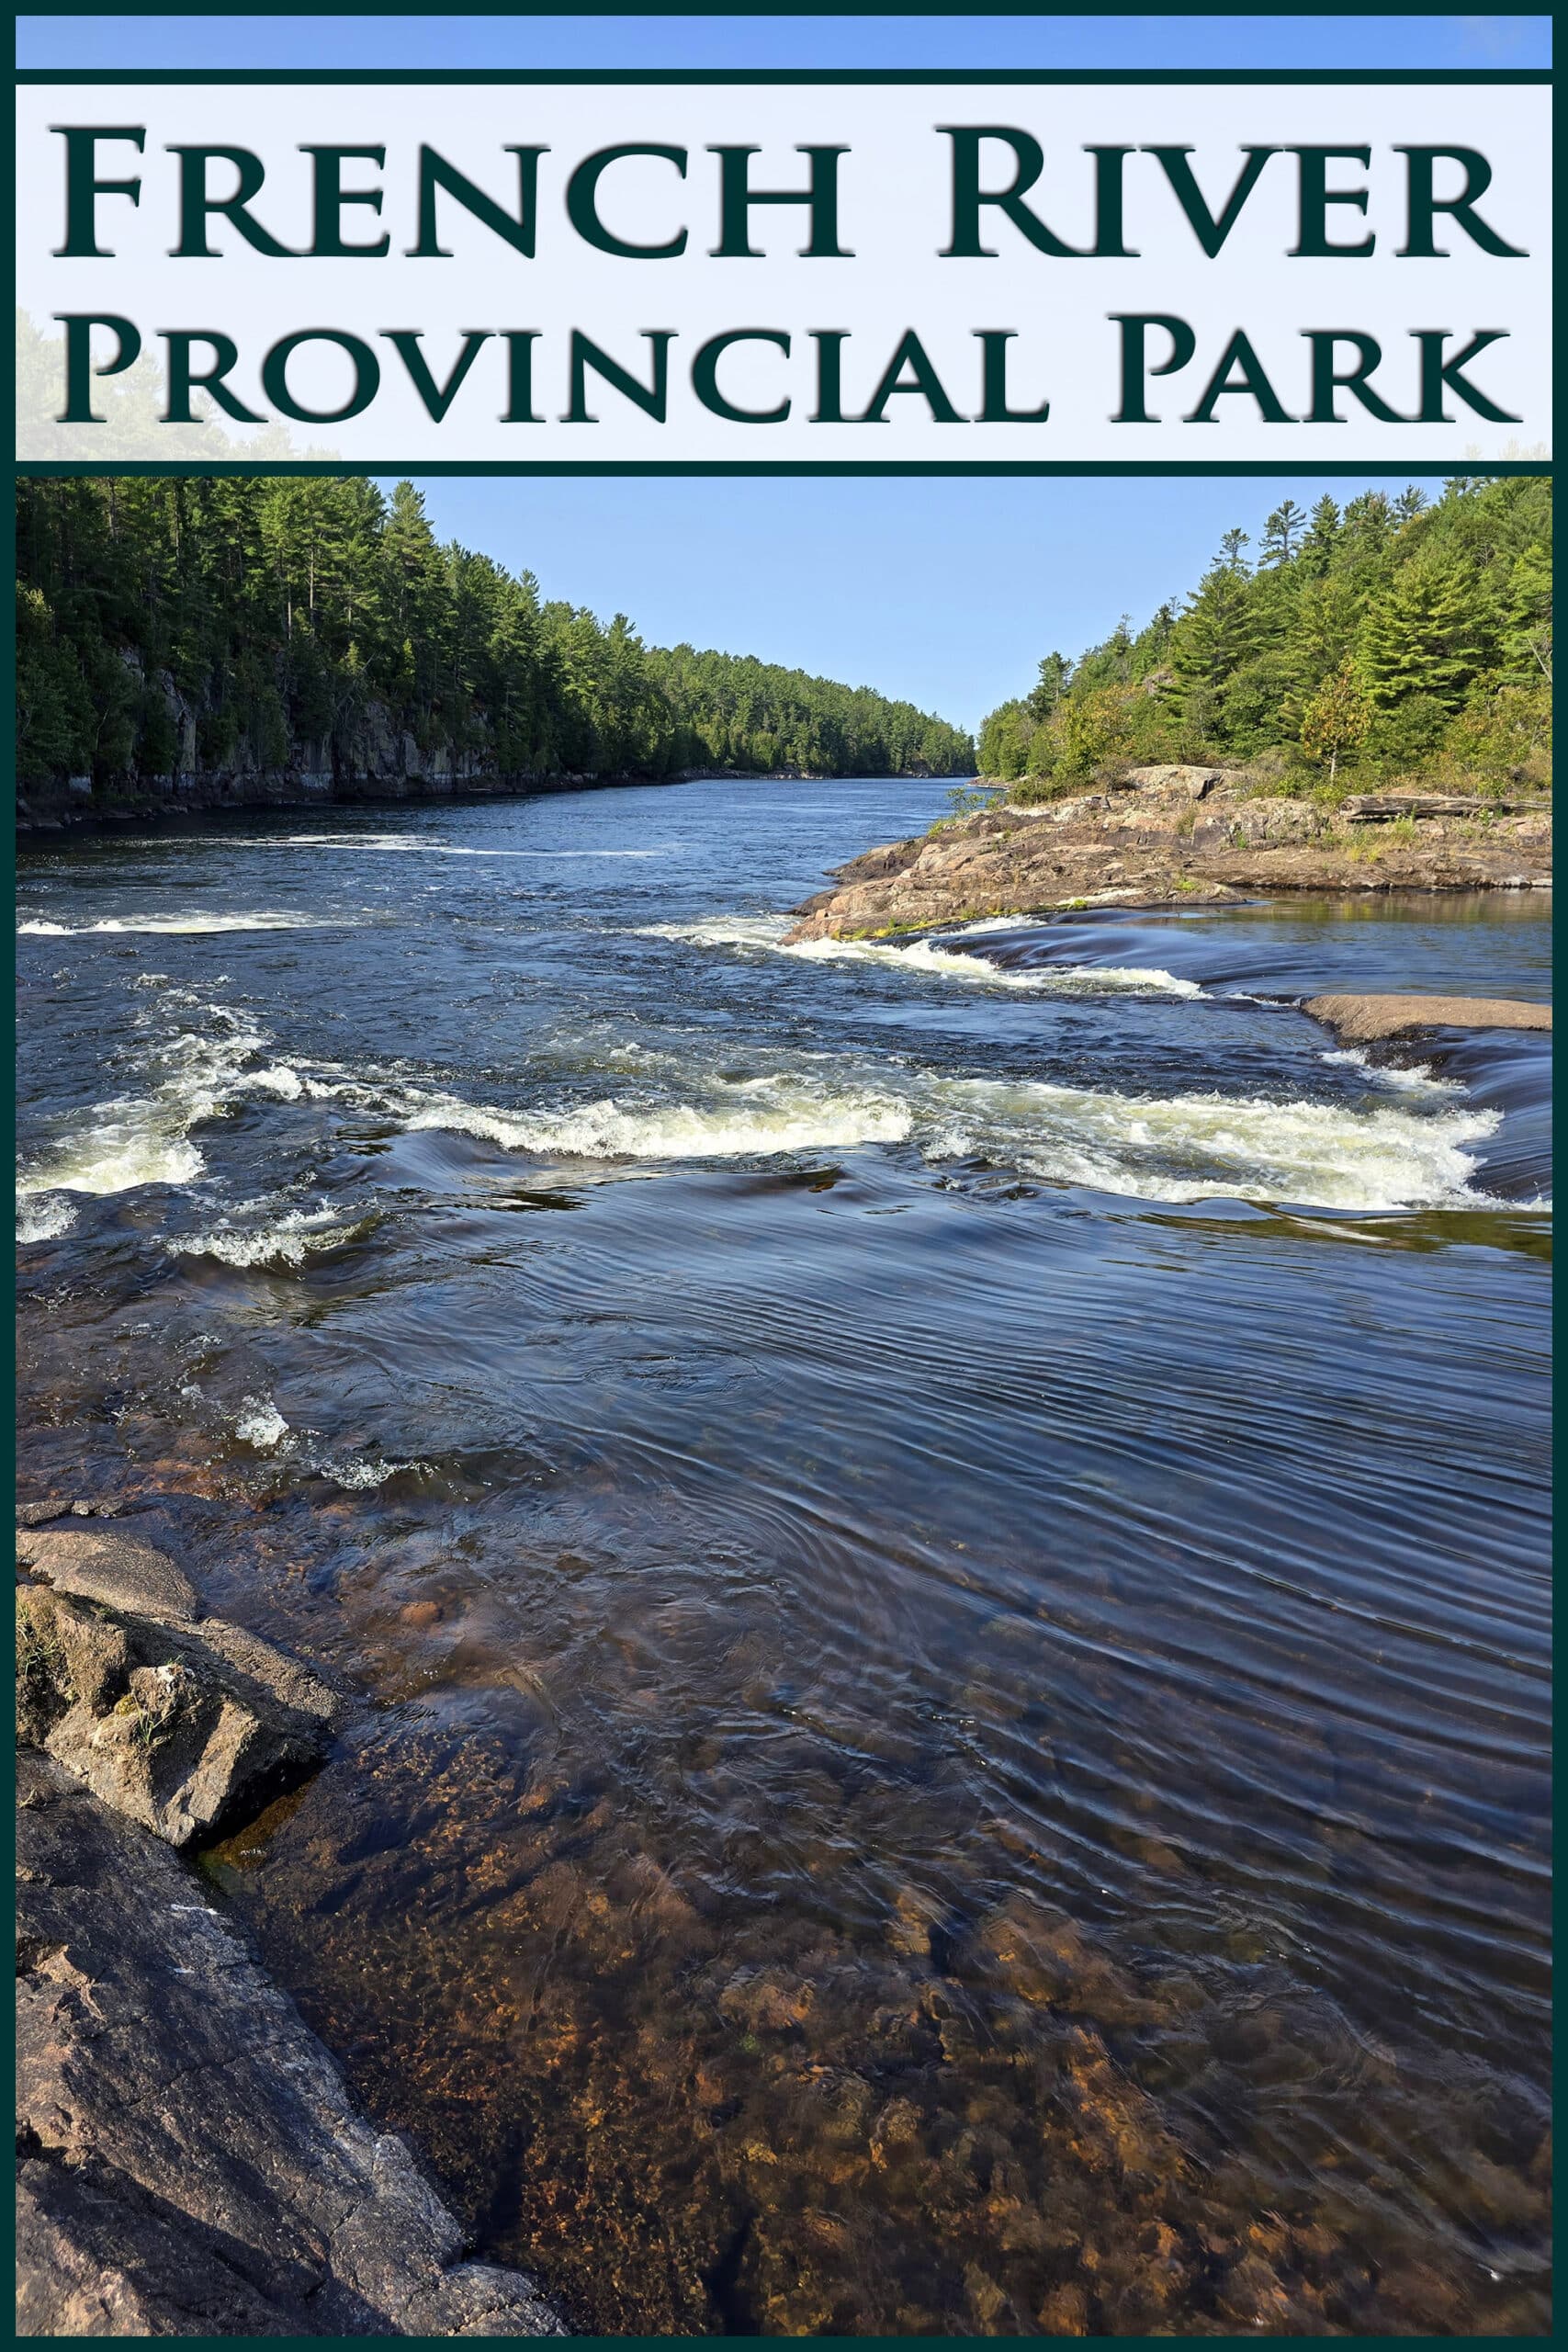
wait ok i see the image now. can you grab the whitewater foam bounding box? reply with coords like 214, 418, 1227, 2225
637, 915, 793, 950
322, 1452, 434, 1489
1320, 1046, 1457, 1096
640, 915, 1202, 995
16, 1194, 77, 1243
170, 1204, 359, 1268
368, 1044, 1502, 1208
786, 933, 1204, 995
235, 1397, 291, 1451
17, 911, 344, 937
402, 1078, 911, 1161
16, 1118, 206, 1199
273, 834, 671, 860
918, 1072, 1500, 1211
16, 1002, 282, 1202
943, 915, 1053, 938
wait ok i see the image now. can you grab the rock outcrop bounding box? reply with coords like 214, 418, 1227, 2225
17, 1750, 564, 2336
784, 777, 1552, 942
15, 1514, 565, 2335
17, 1528, 344, 1849
1301, 993, 1554, 1044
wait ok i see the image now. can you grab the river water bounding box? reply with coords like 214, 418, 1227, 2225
15, 778, 1552, 2335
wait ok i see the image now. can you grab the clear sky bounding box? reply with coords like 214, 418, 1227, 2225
14, 16, 1554, 74
385, 472, 1460, 733
17, 14, 1551, 729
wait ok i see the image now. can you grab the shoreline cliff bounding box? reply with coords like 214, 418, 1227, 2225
17, 757, 954, 838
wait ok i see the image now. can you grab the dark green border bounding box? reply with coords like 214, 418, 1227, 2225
7, 28, 1558, 2352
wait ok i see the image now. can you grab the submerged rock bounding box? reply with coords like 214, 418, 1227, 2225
16, 1750, 564, 2336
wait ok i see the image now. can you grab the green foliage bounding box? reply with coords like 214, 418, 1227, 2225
15, 475, 974, 793
978, 475, 1551, 796
976, 698, 1035, 782
1357, 552, 1491, 709
1501, 541, 1552, 685
939, 779, 1003, 823
1433, 683, 1552, 792
1299, 662, 1372, 783
1363, 692, 1451, 769
1055, 685, 1134, 780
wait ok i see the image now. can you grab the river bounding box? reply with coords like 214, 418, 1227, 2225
15, 776, 1552, 2335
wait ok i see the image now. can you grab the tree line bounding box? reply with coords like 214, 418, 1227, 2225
15, 475, 974, 793
977, 474, 1551, 797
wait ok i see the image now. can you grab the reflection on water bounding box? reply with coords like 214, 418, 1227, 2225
16, 784, 1551, 2333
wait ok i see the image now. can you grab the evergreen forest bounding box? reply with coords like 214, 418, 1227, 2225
977, 476, 1551, 798
15, 475, 975, 793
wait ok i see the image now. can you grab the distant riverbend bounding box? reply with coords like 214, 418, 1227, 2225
16, 776, 1551, 2335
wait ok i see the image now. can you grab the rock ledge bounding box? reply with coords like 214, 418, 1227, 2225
16, 1520, 565, 2336
1301, 992, 1553, 1044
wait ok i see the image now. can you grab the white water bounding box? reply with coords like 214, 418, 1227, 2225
237, 834, 673, 860
401, 1078, 913, 1161
15, 1003, 278, 1214
18, 911, 344, 936
278, 1049, 1501, 1211
169, 1204, 358, 1268
16, 888, 1523, 1227
1320, 1046, 1458, 1097
235, 1397, 291, 1450
638, 914, 1203, 996
15, 981, 1506, 1219
916, 1071, 1500, 1211
15, 1194, 77, 1243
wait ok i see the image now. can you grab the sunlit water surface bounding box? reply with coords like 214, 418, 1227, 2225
16, 781, 1551, 2335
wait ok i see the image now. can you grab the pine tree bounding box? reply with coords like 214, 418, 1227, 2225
1259, 500, 1307, 565
1501, 542, 1552, 684
1026, 650, 1071, 718
1300, 495, 1342, 579
14, 474, 975, 793
979, 476, 1549, 788
1169, 535, 1258, 722
1357, 555, 1492, 709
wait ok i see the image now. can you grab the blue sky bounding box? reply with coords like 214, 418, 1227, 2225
389, 472, 1457, 733
14, 17, 1554, 74
17, 16, 1550, 728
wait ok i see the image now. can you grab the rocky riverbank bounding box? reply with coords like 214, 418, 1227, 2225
15, 1508, 564, 2338
15, 764, 909, 835
784, 769, 1552, 941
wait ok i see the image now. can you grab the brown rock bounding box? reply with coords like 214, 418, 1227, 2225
783, 788, 1551, 942
974, 1899, 1163, 2030
16, 1577, 344, 1849
1118, 764, 1225, 799
1303, 991, 1552, 1043
17, 1525, 200, 1622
